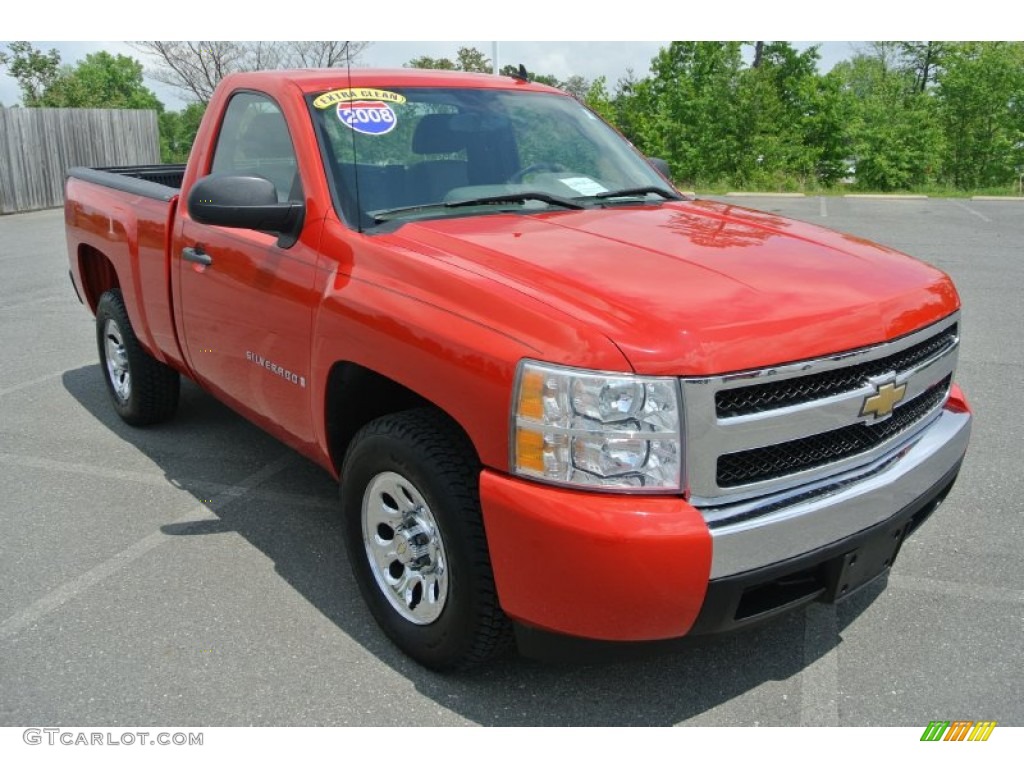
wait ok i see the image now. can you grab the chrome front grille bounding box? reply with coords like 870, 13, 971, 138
716, 375, 951, 487
715, 324, 958, 418
681, 313, 960, 506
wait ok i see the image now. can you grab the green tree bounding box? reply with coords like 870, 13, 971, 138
802, 69, 852, 184
407, 46, 491, 73
833, 53, 944, 190
937, 42, 1024, 188
583, 76, 614, 121
599, 69, 650, 147
0, 41, 62, 106
159, 102, 206, 163
406, 55, 457, 71
642, 41, 745, 186
455, 46, 491, 74
898, 41, 949, 93
733, 42, 824, 186
559, 74, 590, 100
40, 51, 162, 110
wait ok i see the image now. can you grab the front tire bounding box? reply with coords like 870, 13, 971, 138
96, 290, 180, 426
340, 409, 512, 670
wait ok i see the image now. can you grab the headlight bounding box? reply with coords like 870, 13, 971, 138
511, 360, 682, 492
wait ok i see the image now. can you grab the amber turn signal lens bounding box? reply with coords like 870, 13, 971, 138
517, 369, 545, 421
515, 428, 545, 473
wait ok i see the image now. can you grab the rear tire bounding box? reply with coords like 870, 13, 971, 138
340, 408, 512, 671
96, 289, 179, 426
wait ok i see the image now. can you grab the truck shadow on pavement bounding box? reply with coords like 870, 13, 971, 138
63, 364, 883, 726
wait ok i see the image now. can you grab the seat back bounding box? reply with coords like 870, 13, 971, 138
406, 113, 470, 204
237, 112, 300, 202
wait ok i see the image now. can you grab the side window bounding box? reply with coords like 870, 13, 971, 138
211, 92, 302, 203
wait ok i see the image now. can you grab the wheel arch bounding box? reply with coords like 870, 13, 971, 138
77, 244, 121, 314
324, 361, 479, 475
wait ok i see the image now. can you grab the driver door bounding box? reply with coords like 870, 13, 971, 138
176, 91, 321, 450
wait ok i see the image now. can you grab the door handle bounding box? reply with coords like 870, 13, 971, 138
182, 246, 213, 266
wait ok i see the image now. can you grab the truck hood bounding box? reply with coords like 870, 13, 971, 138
384, 200, 959, 375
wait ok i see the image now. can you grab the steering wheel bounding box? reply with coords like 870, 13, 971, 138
507, 162, 566, 184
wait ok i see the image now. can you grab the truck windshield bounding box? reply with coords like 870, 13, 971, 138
308, 86, 678, 229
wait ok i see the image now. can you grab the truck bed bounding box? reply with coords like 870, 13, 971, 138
66, 164, 186, 201
65, 167, 186, 372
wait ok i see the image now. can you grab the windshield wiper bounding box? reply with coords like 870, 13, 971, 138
372, 203, 449, 223
594, 186, 683, 201
372, 192, 585, 223
445, 192, 585, 210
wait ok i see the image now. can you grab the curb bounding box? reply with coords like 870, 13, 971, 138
843, 194, 929, 200
724, 192, 806, 198
971, 196, 1024, 201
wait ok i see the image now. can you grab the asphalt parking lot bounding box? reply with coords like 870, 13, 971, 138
0, 197, 1021, 726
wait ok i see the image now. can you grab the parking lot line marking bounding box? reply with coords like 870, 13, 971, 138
0, 452, 336, 511
0, 452, 190, 487
890, 574, 1023, 604
0, 295, 64, 312
799, 603, 840, 726
0, 362, 94, 398
951, 200, 992, 223
819, 197, 828, 217
0, 453, 295, 642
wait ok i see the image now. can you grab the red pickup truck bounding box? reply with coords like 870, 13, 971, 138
65, 68, 972, 670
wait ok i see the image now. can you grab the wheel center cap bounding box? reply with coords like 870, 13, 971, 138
395, 520, 435, 570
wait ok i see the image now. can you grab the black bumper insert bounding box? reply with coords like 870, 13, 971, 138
688, 459, 962, 635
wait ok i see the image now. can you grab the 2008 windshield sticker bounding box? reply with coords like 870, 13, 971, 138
314, 88, 406, 136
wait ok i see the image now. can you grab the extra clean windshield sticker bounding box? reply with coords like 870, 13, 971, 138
314, 88, 406, 136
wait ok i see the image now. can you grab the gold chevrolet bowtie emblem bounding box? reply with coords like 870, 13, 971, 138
861, 380, 907, 420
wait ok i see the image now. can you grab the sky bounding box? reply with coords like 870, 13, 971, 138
3, 0, 1002, 110
0, 40, 862, 110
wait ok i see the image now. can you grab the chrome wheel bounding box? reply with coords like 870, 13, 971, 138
103, 318, 131, 403
95, 290, 179, 426
361, 470, 449, 625
341, 409, 512, 669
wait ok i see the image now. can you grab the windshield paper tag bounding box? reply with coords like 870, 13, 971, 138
560, 177, 608, 196
314, 88, 406, 136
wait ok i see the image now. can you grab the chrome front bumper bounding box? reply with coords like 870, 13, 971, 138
703, 407, 972, 579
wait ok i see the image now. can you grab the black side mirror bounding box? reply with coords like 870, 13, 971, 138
647, 157, 672, 181
187, 175, 305, 248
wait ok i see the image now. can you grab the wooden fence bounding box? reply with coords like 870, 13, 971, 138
0, 107, 159, 214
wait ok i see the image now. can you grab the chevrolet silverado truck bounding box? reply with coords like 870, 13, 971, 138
65, 68, 972, 670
